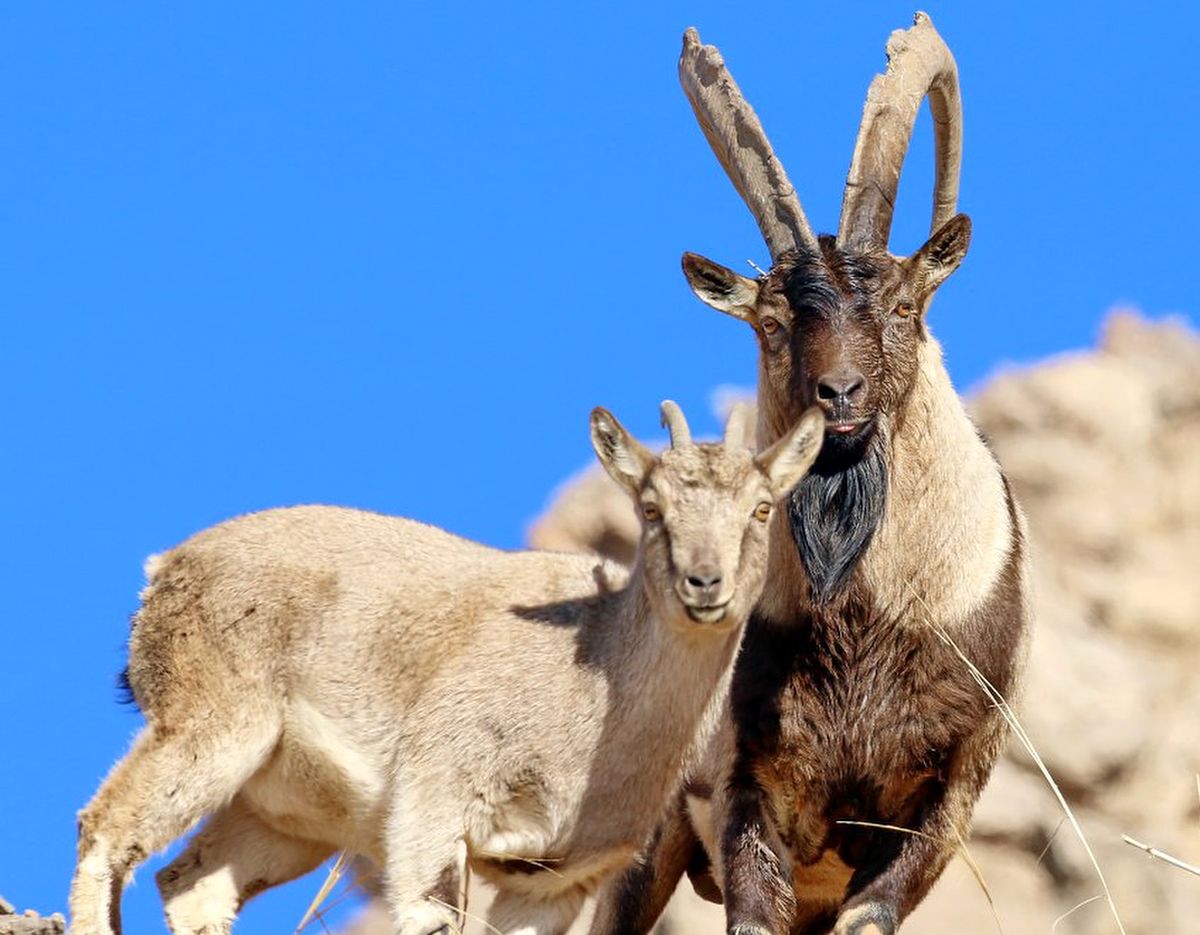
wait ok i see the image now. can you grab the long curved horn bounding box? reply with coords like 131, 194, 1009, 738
723, 402, 751, 450
660, 400, 693, 449
680, 28, 821, 260
836, 12, 962, 252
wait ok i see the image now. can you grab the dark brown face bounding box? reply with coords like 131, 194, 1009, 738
682, 214, 972, 461
681, 216, 970, 600
759, 245, 919, 457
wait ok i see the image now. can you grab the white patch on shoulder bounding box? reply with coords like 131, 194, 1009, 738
865, 340, 1017, 626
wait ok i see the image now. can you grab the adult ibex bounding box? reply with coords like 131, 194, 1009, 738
68, 402, 824, 935
591, 14, 1030, 935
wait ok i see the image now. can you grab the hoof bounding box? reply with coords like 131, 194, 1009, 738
833, 903, 896, 935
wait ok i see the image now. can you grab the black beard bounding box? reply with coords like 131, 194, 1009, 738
819, 418, 878, 463
787, 429, 888, 604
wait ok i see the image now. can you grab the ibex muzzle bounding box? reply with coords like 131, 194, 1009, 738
677, 554, 725, 620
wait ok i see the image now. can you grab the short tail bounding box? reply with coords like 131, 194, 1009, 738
118, 551, 168, 711
115, 663, 139, 709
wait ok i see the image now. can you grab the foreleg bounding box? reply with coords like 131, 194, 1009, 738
718, 770, 795, 935
588, 792, 701, 935
384, 780, 468, 935
832, 711, 1008, 935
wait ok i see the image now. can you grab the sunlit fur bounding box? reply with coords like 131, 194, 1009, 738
593, 214, 1030, 935
67, 405, 824, 935
761, 237, 924, 605
683, 216, 974, 609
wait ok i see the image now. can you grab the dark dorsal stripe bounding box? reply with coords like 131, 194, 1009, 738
787, 438, 888, 603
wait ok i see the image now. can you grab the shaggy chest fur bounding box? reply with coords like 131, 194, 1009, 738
730, 602, 997, 870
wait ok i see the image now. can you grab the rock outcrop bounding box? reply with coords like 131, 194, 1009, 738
0, 899, 65, 935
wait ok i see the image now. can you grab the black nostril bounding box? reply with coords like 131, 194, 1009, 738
686, 573, 722, 590
817, 370, 866, 402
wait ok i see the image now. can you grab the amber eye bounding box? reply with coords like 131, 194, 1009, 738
753, 502, 772, 523
760, 317, 780, 335
893, 301, 917, 318
641, 503, 661, 523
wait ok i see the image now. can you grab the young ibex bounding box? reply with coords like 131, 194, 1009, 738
68, 402, 824, 935
591, 15, 1031, 935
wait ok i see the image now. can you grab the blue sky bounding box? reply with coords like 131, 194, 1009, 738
2, 2, 1195, 931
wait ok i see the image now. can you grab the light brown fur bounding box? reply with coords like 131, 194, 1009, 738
758, 337, 1017, 628
68, 404, 824, 935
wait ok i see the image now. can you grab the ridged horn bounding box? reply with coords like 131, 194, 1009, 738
680, 27, 821, 260
837, 12, 962, 252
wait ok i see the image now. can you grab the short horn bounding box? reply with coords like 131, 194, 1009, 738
660, 400, 693, 449
837, 12, 962, 252
723, 402, 752, 450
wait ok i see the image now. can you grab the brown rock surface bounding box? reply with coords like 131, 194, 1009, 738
0, 899, 65, 935
344, 310, 1200, 932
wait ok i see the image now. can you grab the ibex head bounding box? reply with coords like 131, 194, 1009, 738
678, 13, 968, 465
590, 401, 823, 631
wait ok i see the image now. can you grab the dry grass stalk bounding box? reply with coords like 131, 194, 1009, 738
947, 825, 1001, 935
303, 879, 363, 932
295, 851, 349, 935
474, 850, 566, 878
835, 819, 1002, 935
1035, 816, 1067, 869
905, 583, 1128, 935
425, 895, 505, 935
1121, 835, 1200, 877
1052, 895, 1104, 933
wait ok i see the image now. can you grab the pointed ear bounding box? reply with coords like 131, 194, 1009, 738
755, 407, 824, 498
906, 213, 971, 299
682, 252, 760, 323
590, 407, 656, 496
